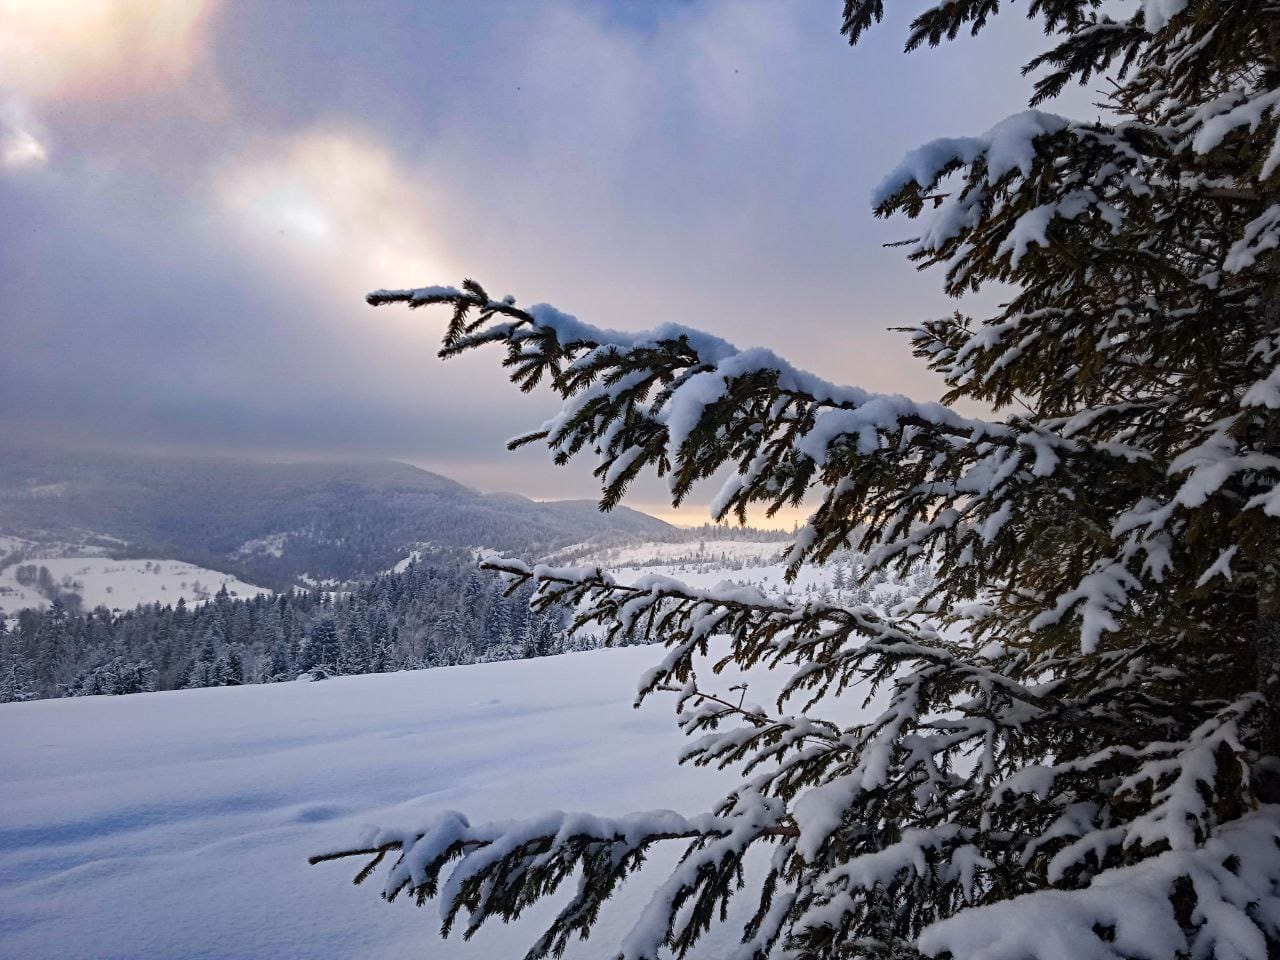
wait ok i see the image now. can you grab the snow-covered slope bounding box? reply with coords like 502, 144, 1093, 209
0, 647, 842, 960
0, 556, 268, 617
570, 537, 933, 616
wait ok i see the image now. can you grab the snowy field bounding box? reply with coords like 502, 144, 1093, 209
0, 556, 267, 616
0, 645, 865, 960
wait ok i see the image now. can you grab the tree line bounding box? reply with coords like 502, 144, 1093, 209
0, 547, 574, 702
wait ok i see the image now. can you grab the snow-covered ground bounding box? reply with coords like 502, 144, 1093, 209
0, 540, 922, 958
0, 557, 268, 616
0, 646, 845, 960
0, 573, 43, 614
0, 533, 121, 559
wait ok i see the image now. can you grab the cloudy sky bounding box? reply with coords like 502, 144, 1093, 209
0, 1, 1080, 524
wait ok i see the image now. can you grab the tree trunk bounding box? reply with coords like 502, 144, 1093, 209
1258, 613, 1280, 804
1260, 283, 1280, 804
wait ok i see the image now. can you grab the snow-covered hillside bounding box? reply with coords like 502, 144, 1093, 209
565, 537, 787, 567
0, 556, 267, 617
568, 537, 934, 618
0, 646, 854, 960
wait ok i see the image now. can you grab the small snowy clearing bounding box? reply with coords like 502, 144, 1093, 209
234, 532, 289, 559
0, 576, 43, 616
0, 557, 268, 616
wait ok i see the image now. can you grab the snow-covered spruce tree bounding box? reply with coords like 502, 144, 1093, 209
313, 4, 1280, 959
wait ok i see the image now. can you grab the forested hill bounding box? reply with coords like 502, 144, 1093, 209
0, 547, 581, 701
0, 449, 672, 588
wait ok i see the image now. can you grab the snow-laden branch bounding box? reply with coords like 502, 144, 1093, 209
919, 806, 1280, 960
311, 795, 793, 960
367, 281, 1175, 655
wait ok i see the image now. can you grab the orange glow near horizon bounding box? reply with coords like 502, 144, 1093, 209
579, 500, 810, 533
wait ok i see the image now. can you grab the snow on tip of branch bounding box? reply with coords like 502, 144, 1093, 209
367, 805, 767, 915
603, 446, 646, 488
527, 303, 740, 364
1243, 366, 1280, 409
783, 521, 820, 573
527, 302, 989, 443
871, 136, 986, 205
368, 284, 463, 302
798, 825, 971, 934
997, 191, 1116, 267
1196, 546, 1238, 588
992, 764, 1058, 804
918, 807, 1280, 960
792, 775, 866, 862
1188, 88, 1280, 162
622, 571, 779, 610
664, 370, 736, 454
525, 562, 617, 586
795, 400, 928, 463
1029, 562, 1140, 653
1018, 432, 1061, 477
1169, 426, 1280, 510
709, 449, 770, 519
1225, 206, 1280, 273
618, 792, 785, 960
1120, 716, 1248, 854
871, 111, 1069, 206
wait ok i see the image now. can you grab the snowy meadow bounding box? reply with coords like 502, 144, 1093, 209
0, 648, 744, 959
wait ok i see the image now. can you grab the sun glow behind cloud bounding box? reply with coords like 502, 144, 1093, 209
215, 131, 452, 304
0, 0, 219, 101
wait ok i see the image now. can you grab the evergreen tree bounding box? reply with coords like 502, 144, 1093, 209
304, 617, 341, 673
340, 614, 369, 675
831, 564, 847, 594
183, 658, 210, 690
266, 640, 292, 681
218, 647, 245, 686
0, 652, 39, 703
183, 626, 219, 689
32, 597, 69, 689
369, 637, 395, 674
321, 5, 1280, 957
67, 657, 156, 697
112, 658, 157, 695
517, 604, 540, 659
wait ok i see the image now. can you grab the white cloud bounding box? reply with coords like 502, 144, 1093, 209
0, 99, 48, 171
1, 123, 46, 170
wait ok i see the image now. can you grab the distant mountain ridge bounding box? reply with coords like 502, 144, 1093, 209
0, 449, 672, 588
